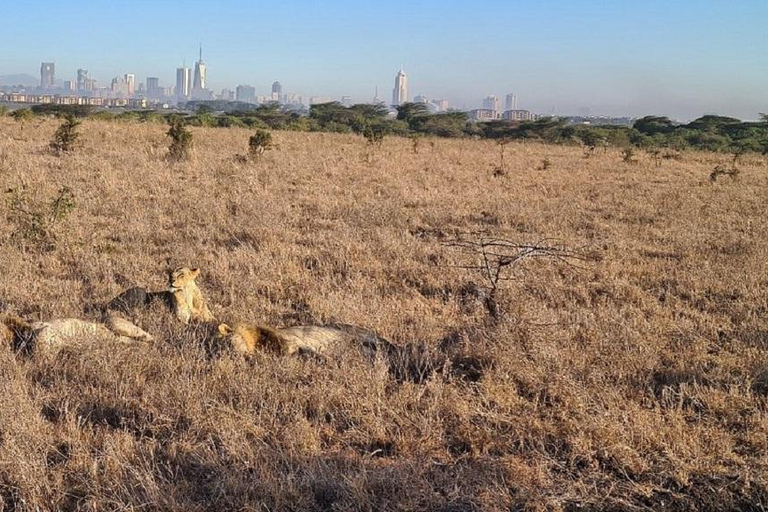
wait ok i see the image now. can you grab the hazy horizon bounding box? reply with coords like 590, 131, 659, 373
1, 0, 765, 121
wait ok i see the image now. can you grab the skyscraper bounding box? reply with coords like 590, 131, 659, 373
176, 66, 191, 101
40, 62, 55, 89
146, 77, 160, 96
271, 81, 283, 102
483, 95, 500, 112
392, 68, 408, 106
505, 93, 518, 111
77, 69, 88, 92
193, 45, 207, 92
124, 73, 136, 96
236, 85, 256, 103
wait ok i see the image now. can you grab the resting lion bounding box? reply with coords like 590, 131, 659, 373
29, 316, 153, 351
216, 321, 390, 358
3, 313, 152, 353
168, 267, 215, 324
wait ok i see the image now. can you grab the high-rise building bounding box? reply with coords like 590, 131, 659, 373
271, 81, 283, 102
176, 66, 191, 100
146, 77, 160, 96
63, 80, 76, 92
236, 85, 256, 103
124, 73, 136, 95
40, 62, 55, 89
433, 99, 449, 112
219, 89, 234, 101
505, 93, 518, 111
193, 45, 207, 92
77, 69, 89, 92
483, 95, 500, 112
392, 68, 408, 106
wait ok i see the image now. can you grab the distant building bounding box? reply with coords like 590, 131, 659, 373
235, 85, 255, 103
176, 66, 191, 101
146, 77, 160, 96
271, 81, 283, 102
505, 93, 518, 111
469, 109, 498, 121
76, 69, 89, 92
309, 96, 332, 105
413, 94, 428, 104
111, 76, 130, 96
284, 93, 303, 108
392, 68, 408, 106
482, 95, 500, 112
501, 109, 536, 121
219, 88, 234, 101
432, 99, 449, 112
40, 62, 55, 89
341, 95, 353, 107
63, 80, 76, 92
124, 73, 136, 95
193, 45, 207, 92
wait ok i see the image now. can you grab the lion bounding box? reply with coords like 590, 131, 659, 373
105, 286, 172, 315
168, 267, 215, 324
216, 321, 390, 358
29, 316, 153, 352
2, 313, 151, 353
1, 313, 35, 351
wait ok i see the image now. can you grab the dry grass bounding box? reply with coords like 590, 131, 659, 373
0, 117, 767, 511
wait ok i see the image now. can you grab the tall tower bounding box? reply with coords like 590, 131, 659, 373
271, 81, 283, 102
193, 44, 207, 91
176, 65, 191, 101
483, 95, 500, 112
77, 69, 88, 92
146, 77, 160, 96
505, 93, 518, 111
40, 62, 55, 89
124, 73, 136, 95
392, 68, 408, 106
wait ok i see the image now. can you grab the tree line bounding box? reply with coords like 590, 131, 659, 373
5, 102, 768, 154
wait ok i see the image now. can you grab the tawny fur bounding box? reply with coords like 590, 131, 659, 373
1, 314, 34, 349
217, 322, 390, 357
29, 316, 153, 352
168, 267, 215, 324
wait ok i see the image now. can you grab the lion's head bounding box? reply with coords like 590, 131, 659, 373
217, 323, 255, 355
168, 267, 200, 292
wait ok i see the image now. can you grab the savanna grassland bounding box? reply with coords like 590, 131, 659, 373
0, 116, 766, 511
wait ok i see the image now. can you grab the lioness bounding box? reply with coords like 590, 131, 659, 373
30, 316, 153, 352
216, 321, 390, 358
3, 313, 152, 353
168, 267, 215, 324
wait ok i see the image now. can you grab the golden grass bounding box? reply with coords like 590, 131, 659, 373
0, 117, 766, 511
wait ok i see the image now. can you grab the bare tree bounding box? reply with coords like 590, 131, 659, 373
445, 233, 585, 321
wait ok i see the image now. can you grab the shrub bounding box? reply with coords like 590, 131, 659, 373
4, 185, 76, 249
167, 116, 193, 161
621, 147, 635, 163
50, 114, 81, 154
362, 125, 385, 147
248, 130, 274, 157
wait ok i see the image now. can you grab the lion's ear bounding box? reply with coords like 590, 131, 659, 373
218, 324, 232, 335
191, 268, 200, 278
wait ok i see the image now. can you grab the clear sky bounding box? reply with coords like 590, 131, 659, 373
0, 0, 765, 120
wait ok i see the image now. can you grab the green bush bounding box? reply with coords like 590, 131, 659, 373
50, 114, 81, 154
167, 116, 193, 161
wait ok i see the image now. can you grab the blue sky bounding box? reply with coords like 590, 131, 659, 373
0, 0, 765, 120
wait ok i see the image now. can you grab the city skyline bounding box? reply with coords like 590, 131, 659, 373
0, 1, 766, 120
